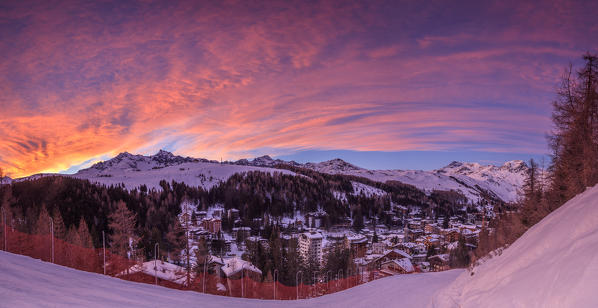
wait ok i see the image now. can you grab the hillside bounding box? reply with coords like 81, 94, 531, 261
432, 184, 598, 307
71, 151, 295, 190
0, 251, 462, 308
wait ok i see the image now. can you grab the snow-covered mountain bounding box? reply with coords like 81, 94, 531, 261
0, 176, 11, 185
12, 150, 528, 203
433, 184, 598, 307
233, 155, 301, 168
72, 150, 295, 191
299, 159, 528, 203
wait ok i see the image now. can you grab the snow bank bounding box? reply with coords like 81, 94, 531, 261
0, 251, 461, 308
432, 185, 598, 308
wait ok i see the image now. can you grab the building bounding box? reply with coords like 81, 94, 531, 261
380, 258, 415, 275
347, 235, 368, 258
202, 218, 222, 234
428, 254, 450, 272
306, 211, 328, 229
299, 231, 323, 264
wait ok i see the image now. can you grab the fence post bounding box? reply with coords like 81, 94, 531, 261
241, 268, 244, 298
312, 271, 318, 298
273, 269, 278, 300
154, 243, 159, 285
347, 268, 351, 289
102, 231, 106, 275
49, 217, 54, 263
203, 256, 208, 293
1, 208, 6, 251
296, 270, 303, 300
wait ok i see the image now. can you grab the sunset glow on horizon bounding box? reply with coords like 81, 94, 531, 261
1, 0, 597, 178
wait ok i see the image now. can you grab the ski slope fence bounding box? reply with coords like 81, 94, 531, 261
0, 227, 403, 300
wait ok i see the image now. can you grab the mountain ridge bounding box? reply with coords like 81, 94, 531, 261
71, 150, 528, 203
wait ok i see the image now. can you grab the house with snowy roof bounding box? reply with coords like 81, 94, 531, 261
380, 258, 415, 275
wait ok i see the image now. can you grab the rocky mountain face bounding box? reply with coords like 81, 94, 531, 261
84, 150, 206, 172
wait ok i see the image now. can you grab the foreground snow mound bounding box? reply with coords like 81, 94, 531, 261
433, 185, 598, 308
0, 251, 461, 308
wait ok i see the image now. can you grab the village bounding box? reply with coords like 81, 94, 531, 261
125, 200, 488, 295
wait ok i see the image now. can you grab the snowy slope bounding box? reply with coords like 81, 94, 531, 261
433, 184, 598, 307
71, 151, 295, 190
0, 251, 462, 308
303, 159, 527, 203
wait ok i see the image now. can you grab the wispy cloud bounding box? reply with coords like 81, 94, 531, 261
0, 0, 596, 177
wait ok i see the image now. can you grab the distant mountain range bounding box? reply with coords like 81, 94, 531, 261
10, 150, 529, 203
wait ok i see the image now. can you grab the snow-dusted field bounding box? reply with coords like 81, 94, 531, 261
433, 184, 598, 307
0, 251, 462, 308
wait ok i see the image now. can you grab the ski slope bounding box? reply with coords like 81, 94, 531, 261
70, 151, 295, 191
0, 251, 462, 308
433, 184, 598, 307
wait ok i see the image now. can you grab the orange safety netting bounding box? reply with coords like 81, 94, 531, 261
0, 227, 398, 300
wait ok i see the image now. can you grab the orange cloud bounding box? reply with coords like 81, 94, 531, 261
0, 0, 596, 177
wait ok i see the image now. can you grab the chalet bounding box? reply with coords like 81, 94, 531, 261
365, 249, 412, 270
227, 209, 240, 220
306, 211, 328, 229
372, 242, 386, 254
197, 211, 207, 220
380, 258, 415, 275
428, 254, 450, 271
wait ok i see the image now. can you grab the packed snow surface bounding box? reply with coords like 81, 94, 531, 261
0, 251, 461, 308
433, 184, 598, 308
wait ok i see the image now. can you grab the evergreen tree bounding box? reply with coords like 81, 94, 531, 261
108, 200, 138, 259
548, 53, 598, 209
78, 217, 93, 248
165, 219, 186, 263
51, 207, 66, 239
34, 205, 51, 235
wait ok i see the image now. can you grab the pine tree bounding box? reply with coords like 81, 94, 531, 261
108, 200, 138, 259
34, 205, 51, 235
165, 219, 186, 263
78, 217, 93, 248
51, 208, 66, 239
548, 53, 598, 209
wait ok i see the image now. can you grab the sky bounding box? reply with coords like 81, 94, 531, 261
1, 0, 597, 177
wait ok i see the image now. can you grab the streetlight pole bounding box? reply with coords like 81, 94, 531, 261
1, 208, 6, 251
102, 231, 106, 275
296, 270, 303, 300
49, 217, 54, 263
312, 272, 318, 298
338, 269, 343, 290
154, 243, 159, 285
203, 255, 208, 293
241, 267, 244, 298
273, 269, 278, 300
